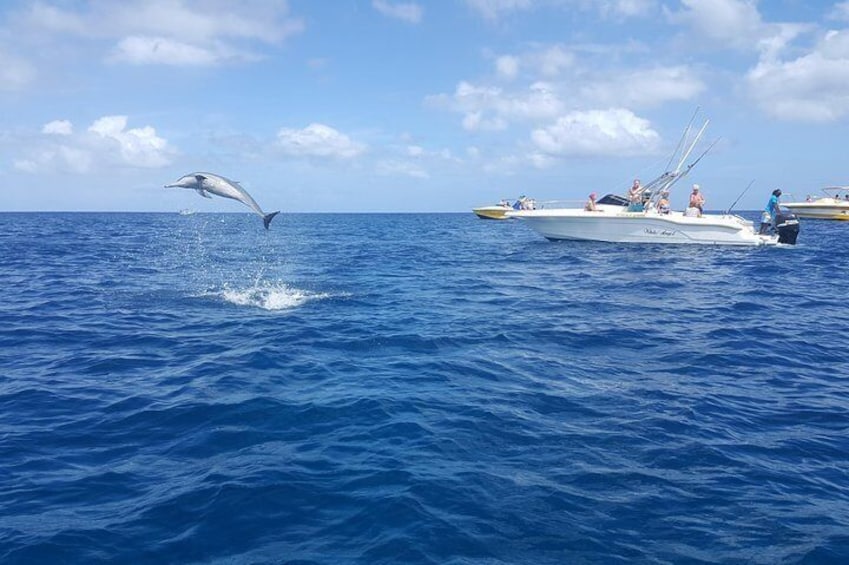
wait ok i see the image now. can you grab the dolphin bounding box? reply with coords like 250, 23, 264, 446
165, 172, 280, 229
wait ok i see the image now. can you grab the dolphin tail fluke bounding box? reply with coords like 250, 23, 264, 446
263, 211, 280, 230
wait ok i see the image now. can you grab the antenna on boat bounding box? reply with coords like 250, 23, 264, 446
726, 179, 756, 215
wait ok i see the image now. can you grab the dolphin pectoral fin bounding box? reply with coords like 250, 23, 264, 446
263, 211, 280, 230
196, 188, 213, 199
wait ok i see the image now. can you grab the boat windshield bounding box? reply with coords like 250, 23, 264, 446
597, 194, 628, 206
821, 186, 849, 200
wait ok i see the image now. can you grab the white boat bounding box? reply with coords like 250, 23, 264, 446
507, 116, 799, 246
782, 187, 849, 220
509, 205, 788, 246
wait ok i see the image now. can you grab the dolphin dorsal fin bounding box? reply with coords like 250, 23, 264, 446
194, 174, 207, 183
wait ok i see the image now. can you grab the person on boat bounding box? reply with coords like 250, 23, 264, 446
657, 191, 670, 214
688, 184, 705, 216
760, 188, 782, 234
628, 179, 641, 202
641, 190, 653, 210
627, 179, 643, 211
585, 192, 599, 211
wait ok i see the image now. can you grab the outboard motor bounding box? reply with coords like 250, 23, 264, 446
775, 212, 800, 245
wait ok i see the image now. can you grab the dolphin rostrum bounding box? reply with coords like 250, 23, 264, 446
165, 172, 280, 229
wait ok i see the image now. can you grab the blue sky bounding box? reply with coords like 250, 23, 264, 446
2, 0, 849, 213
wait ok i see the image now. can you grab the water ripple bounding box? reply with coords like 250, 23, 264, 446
1, 212, 849, 564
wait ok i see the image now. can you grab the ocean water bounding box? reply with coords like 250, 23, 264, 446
1, 211, 848, 564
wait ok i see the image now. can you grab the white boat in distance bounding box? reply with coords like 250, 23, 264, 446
782, 187, 849, 220
508, 117, 799, 246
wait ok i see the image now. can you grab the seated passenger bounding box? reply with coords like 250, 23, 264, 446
688, 184, 705, 216
657, 191, 670, 214
585, 192, 599, 211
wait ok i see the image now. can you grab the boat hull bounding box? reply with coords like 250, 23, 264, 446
782, 202, 849, 220
508, 209, 777, 246
472, 206, 512, 220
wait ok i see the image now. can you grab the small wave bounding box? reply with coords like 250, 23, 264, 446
202, 282, 333, 311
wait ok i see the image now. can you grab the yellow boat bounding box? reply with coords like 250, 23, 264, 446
473, 196, 535, 220
472, 203, 512, 220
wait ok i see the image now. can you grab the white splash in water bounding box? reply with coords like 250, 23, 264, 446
205, 281, 332, 311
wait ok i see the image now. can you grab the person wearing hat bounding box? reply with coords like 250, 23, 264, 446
585, 192, 599, 211
688, 184, 705, 216
760, 188, 783, 234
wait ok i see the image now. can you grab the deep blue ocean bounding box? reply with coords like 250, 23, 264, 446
2, 211, 848, 564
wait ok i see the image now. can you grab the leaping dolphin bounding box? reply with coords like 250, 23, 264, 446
165, 172, 280, 229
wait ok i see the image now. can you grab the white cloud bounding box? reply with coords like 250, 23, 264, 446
15, 115, 173, 174
530, 108, 660, 157
496, 55, 520, 80
372, 1, 423, 24
14, 144, 93, 174
462, 111, 508, 132
24, 2, 87, 34
600, 0, 655, 18
666, 0, 764, 49
13, 1, 305, 69
465, 0, 533, 20
57, 145, 94, 173
466, 0, 654, 20
434, 59, 696, 132
435, 80, 564, 131
110, 36, 220, 66
665, 0, 811, 56
276, 124, 366, 158
535, 45, 575, 77
580, 66, 704, 107
0, 50, 36, 91
88, 115, 173, 167
42, 120, 73, 136
830, 2, 849, 22
13, 159, 39, 173
492, 45, 574, 81
748, 29, 849, 121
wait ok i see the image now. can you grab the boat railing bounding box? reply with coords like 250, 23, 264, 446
534, 199, 584, 210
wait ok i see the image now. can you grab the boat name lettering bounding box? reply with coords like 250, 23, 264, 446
644, 228, 676, 236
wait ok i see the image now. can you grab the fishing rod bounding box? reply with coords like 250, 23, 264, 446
665, 107, 701, 171
654, 136, 720, 199
676, 120, 710, 173
726, 179, 756, 215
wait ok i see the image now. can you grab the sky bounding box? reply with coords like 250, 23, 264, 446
2, 0, 849, 213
